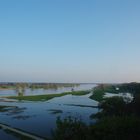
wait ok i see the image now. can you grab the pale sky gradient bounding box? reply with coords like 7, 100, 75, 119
0, 0, 140, 83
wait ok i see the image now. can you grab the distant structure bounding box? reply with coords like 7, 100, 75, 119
116, 87, 119, 91
71, 88, 74, 92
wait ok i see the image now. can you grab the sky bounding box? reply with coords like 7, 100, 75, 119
0, 0, 140, 83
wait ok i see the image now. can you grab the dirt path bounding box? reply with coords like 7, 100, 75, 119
0, 123, 45, 140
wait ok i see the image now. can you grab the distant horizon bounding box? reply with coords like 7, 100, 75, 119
0, 0, 140, 83
0, 81, 138, 84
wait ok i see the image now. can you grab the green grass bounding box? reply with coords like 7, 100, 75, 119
103, 85, 119, 94
0, 86, 15, 90
90, 84, 119, 102
90, 88, 105, 102
7, 90, 90, 101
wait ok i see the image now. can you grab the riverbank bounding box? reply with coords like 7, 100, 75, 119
0, 87, 15, 90
90, 84, 118, 102
7, 90, 90, 101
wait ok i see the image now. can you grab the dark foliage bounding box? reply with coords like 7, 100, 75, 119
52, 116, 140, 140
52, 117, 88, 140
52, 83, 140, 140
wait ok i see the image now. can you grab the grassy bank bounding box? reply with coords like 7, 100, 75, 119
90, 87, 105, 102
7, 90, 90, 101
90, 84, 118, 102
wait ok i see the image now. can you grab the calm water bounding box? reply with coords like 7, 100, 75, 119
104, 92, 134, 103
0, 84, 98, 139
0, 84, 96, 97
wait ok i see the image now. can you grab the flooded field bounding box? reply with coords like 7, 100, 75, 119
0, 84, 98, 139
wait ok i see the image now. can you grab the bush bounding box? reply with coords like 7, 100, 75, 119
52, 116, 140, 140
96, 96, 127, 118
52, 117, 88, 140
90, 116, 140, 140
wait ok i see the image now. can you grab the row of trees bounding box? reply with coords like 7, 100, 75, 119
0, 83, 80, 96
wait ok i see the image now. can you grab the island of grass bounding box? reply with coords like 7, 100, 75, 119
0, 105, 12, 112
90, 84, 119, 102
7, 90, 90, 101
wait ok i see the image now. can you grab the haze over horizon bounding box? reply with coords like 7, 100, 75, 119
0, 0, 140, 83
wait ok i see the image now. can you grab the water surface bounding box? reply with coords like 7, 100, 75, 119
0, 84, 98, 139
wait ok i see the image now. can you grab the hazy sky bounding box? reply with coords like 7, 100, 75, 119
0, 0, 140, 83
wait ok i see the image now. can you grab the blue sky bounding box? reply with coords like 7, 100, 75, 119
0, 0, 140, 83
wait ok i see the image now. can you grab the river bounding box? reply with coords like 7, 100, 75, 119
0, 84, 98, 140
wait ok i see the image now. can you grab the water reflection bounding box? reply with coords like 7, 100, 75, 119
13, 115, 36, 120
6, 107, 27, 116
0, 105, 34, 120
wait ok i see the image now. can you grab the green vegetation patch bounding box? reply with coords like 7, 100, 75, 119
90, 87, 105, 102
90, 84, 119, 102
7, 91, 90, 101
52, 116, 140, 140
0, 105, 13, 112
